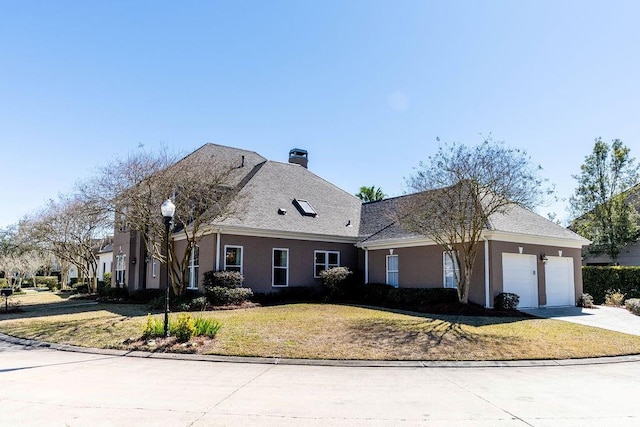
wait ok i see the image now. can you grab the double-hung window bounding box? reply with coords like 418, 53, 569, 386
224, 246, 243, 273
188, 246, 199, 289
314, 250, 340, 277
272, 248, 289, 287
386, 255, 399, 288
115, 254, 126, 285
443, 252, 459, 289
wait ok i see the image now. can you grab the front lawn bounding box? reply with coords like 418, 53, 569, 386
2, 294, 640, 360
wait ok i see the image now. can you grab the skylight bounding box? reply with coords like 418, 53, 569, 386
293, 199, 317, 217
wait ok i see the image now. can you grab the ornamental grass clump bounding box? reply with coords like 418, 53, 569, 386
193, 317, 222, 338
605, 289, 625, 307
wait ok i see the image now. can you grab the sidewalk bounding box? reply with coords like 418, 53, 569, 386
521, 305, 640, 336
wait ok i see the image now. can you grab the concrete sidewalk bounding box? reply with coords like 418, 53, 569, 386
522, 305, 640, 336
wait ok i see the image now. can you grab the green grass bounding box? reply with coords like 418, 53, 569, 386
2, 293, 640, 360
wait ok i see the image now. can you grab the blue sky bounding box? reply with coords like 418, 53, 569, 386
2, 1, 639, 228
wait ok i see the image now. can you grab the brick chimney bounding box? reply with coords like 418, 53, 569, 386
288, 148, 308, 168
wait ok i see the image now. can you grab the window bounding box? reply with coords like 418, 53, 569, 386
188, 246, 199, 289
443, 252, 459, 289
224, 246, 243, 273
293, 199, 317, 217
386, 255, 398, 288
314, 250, 340, 277
115, 254, 126, 285
272, 248, 289, 287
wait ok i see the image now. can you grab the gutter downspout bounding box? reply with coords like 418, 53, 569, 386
484, 237, 490, 308
364, 248, 369, 284
215, 229, 222, 271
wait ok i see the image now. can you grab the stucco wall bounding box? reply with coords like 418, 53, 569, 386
365, 244, 486, 305
488, 241, 582, 306
171, 233, 359, 294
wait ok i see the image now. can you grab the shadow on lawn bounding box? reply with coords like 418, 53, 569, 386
0, 298, 149, 321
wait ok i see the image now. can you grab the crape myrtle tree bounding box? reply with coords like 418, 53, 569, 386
569, 138, 639, 261
356, 186, 386, 202
83, 146, 245, 296
0, 224, 49, 289
400, 138, 548, 304
25, 194, 111, 292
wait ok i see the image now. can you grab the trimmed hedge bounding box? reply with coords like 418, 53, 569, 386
356, 283, 458, 309
0, 278, 8, 288
582, 266, 640, 305
203, 270, 244, 289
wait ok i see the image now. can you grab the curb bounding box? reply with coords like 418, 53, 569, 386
3, 332, 640, 368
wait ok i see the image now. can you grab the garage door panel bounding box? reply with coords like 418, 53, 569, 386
545, 257, 575, 307
502, 254, 538, 308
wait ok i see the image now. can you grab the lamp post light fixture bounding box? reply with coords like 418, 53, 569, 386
161, 198, 176, 338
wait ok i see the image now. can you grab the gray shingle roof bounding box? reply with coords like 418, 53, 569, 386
359, 192, 589, 244
216, 160, 362, 238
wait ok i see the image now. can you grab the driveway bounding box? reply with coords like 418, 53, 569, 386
2, 339, 640, 426
521, 305, 640, 336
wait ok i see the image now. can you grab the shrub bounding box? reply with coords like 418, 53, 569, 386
253, 287, 322, 305
319, 267, 353, 298
103, 272, 112, 286
203, 270, 243, 289
129, 289, 165, 304
577, 293, 595, 308
142, 314, 164, 338
193, 317, 222, 338
605, 289, 625, 307
355, 284, 458, 309
33, 276, 58, 290
625, 299, 640, 316
0, 278, 8, 288
171, 313, 196, 342
494, 293, 520, 311
148, 295, 167, 310
177, 296, 210, 312
206, 286, 253, 306
583, 266, 640, 304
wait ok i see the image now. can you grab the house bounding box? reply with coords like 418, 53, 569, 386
97, 244, 113, 282
359, 194, 590, 308
113, 143, 589, 308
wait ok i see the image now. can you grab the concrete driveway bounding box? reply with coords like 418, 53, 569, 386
521, 305, 640, 336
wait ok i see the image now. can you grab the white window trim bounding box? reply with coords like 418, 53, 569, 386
272, 248, 289, 288
187, 246, 199, 290
386, 254, 399, 288
224, 245, 243, 273
443, 252, 459, 289
115, 254, 126, 285
313, 250, 340, 278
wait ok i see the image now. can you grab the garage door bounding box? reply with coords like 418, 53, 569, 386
545, 257, 575, 307
502, 253, 538, 308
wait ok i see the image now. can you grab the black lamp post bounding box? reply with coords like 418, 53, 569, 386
161, 198, 175, 337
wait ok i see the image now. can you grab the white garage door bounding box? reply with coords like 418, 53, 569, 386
502, 253, 538, 308
545, 257, 575, 307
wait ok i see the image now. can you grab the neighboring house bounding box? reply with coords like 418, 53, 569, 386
97, 244, 113, 282
114, 143, 589, 308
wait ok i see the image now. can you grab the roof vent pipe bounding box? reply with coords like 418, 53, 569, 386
289, 148, 308, 168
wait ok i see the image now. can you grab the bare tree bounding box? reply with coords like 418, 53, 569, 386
83, 145, 246, 295
400, 138, 548, 304
24, 194, 111, 293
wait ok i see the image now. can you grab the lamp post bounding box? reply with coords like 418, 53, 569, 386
161, 198, 175, 338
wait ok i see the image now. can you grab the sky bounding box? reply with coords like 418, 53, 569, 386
1, 0, 639, 229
